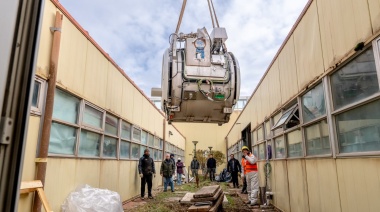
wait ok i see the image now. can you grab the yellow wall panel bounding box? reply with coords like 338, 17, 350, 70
287, 160, 309, 212
45, 159, 77, 211
18, 116, 40, 212
121, 80, 134, 122
273, 160, 290, 212
294, 1, 324, 90
254, 87, 264, 125
132, 89, 143, 126
75, 160, 100, 188
368, 0, 380, 33
337, 158, 380, 212
35, 1, 56, 78
141, 98, 151, 131
317, 0, 372, 69
106, 64, 123, 115
260, 76, 271, 120
100, 160, 119, 192
154, 112, 164, 137
267, 61, 282, 113
278, 36, 299, 104
83, 42, 108, 108
57, 18, 87, 95
118, 162, 131, 200
306, 159, 341, 212
257, 161, 266, 187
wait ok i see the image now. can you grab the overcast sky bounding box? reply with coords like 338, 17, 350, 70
59, 0, 308, 97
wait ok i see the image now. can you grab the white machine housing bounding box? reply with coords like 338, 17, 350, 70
158, 27, 240, 125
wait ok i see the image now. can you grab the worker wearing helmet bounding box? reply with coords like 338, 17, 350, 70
241, 155, 247, 194
241, 146, 259, 206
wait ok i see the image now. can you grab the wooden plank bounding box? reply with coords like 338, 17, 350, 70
181, 192, 195, 205
208, 194, 224, 212
188, 205, 211, 212
20, 181, 43, 194
193, 185, 220, 198
191, 188, 222, 202
36, 188, 53, 212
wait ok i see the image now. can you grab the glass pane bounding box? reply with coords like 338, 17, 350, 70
48, 122, 76, 155
132, 127, 141, 142
273, 106, 297, 130
265, 120, 271, 138
79, 130, 100, 157
53, 89, 80, 124
253, 146, 258, 157
331, 48, 378, 110
302, 83, 326, 123
336, 100, 380, 153
32, 81, 41, 107
160, 139, 163, 149
141, 131, 148, 145
158, 151, 162, 160
258, 143, 266, 160
251, 130, 256, 145
274, 137, 285, 159
120, 140, 130, 158
131, 143, 140, 159
140, 145, 146, 157
273, 112, 283, 135
105, 114, 118, 136
121, 121, 131, 140
154, 149, 158, 160
306, 120, 331, 155
154, 137, 159, 148
83, 105, 103, 128
148, 134, 154, 146
287, 129, 303, 157
267, 140, 273, 159
257, 127, 264, 141
103, 136, 117, 158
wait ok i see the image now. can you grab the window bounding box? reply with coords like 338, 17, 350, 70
253, 145, 258, 157
83, 105, 103, 129
140, 145, 146, 158
32, 81, 41, 107
336, 100, 380, 153
265, 120, 271, 139
153, 149, 158, 160
103, 136, 117, 158
121, 121, 131, 140
251, 130, 256, 144
274, 136, 285, 159
257, 126, 264, 141
105, 113, 118, 136
132, 127, 141, 142
272, 105, 299, 130
148, 134, 154, 146
258, 143, 266, 160
158, 151, 162, 160
154, 137, 159, 148
79, 130, 100, 157
287, 129, 303, 158
331, 48, 378, 110
53, 89, 80, 124
302, 83, 326, 123
273, 112, 283, 135
160, 139, 163, 149
131, 143, 140, 159
305, 120, 330, 155
141, 131, 148, 145
48, 122, 76, 155
120, 141, 130, 158
31, 78, 46, 114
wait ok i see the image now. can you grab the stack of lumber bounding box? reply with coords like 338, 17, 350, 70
187, 185, 224, 212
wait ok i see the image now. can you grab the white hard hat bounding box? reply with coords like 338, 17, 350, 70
178, 157, 181, 160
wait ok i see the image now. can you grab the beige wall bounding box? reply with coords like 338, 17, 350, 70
225, 0, 380, 211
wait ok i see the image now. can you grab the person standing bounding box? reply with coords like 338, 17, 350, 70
227, 154, 241, 188
138, 149, 156, 199
242, 146, 259, 206
176, 158, 184, 185
206, 154, 217, 181
190, 157, 200, 187
160, 153, 175, 192
241, 155, 248, 194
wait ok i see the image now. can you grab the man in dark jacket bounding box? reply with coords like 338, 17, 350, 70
227, 154, 241, 188
206, 154, 217, 181
138, 149, 156, 199
160, 153, 175, 192
190, 157, 200, 187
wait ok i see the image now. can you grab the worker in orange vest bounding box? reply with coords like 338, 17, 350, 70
241, 146, 259, 206
240, 155, 247, 194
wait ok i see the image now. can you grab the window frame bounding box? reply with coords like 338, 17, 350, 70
30, 77, 46, 115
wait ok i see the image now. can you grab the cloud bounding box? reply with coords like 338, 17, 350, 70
59, 0, 308, 97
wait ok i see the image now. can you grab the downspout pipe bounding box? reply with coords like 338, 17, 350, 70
33, 11, 62, 212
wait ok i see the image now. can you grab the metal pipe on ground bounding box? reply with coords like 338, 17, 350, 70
33, 11, 63, 212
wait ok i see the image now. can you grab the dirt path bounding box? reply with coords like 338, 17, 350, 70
123, 180, 279, 212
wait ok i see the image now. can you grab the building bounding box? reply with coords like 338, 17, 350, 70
19, 0, 186, 211
226, 0, 380, 211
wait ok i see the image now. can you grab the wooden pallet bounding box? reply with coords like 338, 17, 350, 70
20, 180, 52, 212
191, 188, 222, 202
208, 193, 224, 212
187, 204, 211, 212
193, 185, 220, 198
